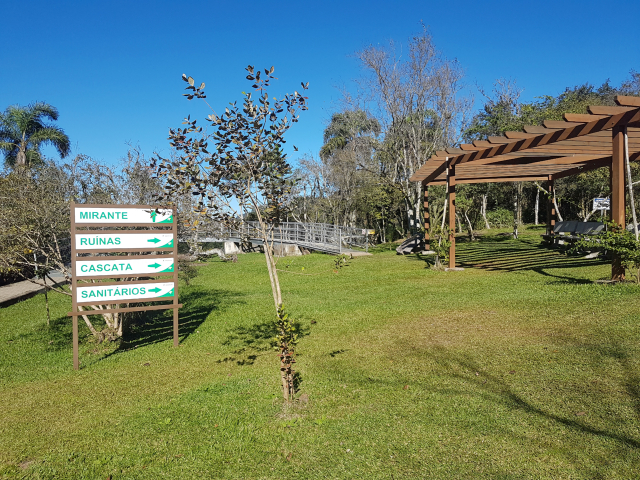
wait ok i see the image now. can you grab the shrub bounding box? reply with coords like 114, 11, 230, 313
486, 208, 513, 228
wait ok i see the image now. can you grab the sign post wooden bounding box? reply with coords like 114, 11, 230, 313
68, 203, 182, 370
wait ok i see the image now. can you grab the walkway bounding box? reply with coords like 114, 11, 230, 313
0, 271, 67, 306
200, 221, 372, 255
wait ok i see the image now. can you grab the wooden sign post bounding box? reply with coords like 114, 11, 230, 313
68, 203, 181, 370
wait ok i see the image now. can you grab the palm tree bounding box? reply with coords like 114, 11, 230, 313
0, 102, 70, 168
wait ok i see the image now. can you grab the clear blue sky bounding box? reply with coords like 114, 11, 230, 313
2, 0, 638, 167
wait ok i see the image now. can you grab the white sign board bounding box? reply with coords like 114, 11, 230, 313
76, 257, 174, 277
75, 207, 173, 224
76, 282, 175, 303
75, 233, 174, 250
593, 198, 610, 210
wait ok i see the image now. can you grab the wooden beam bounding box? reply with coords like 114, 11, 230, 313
459, 144, 482, 151
423, 186, 430, 250
615, 95, 640, 107
457, 110, 640, 168
504, 131, 539, 139
487, 136, 513, 144
543, 120, 587, 129
413, 109, 640, 184
455, 176, 547, 184
523, 125, 561, 134
532, 154, 608, 165
550, 158, 611, 180
589, 105, 637, 115
564, 113, 608, 122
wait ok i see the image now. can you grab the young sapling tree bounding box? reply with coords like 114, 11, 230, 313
152, 66, 308, 401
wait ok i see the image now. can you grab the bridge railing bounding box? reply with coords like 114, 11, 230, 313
224, 221, 370, 253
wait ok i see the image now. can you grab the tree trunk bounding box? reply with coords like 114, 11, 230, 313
464, 211, 475, 241
16, 143, 27, 166
513, 188, 519, 239
44, 277, 50, 326
534, 189, 540, 225
481, 194, 490, 229
625, 128, 638, 240
517, 182, 523, 226
553, 197, 563, 222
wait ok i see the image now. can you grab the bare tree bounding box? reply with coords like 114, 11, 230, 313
349, 28, 472, 234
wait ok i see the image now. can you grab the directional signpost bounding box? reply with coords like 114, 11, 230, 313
76, 257, 174, 277
68, 203, 181, 370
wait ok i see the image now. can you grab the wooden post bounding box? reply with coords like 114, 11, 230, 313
172, 206, 180, 347
612, 126, 626, 281
447, 160, 456, 269
70, 201, 79, 370
423, 182, 430, 250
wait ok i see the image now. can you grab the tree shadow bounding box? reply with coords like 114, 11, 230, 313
422, 341, 640, 458
117, 286, 244, 352
452, 237, 608, 279
218, 318, 311, 366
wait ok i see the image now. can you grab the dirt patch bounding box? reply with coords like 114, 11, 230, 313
19, 458, 35, 470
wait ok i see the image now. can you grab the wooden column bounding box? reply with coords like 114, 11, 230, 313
447, 160, 456, 269
546, 177, 556, 238
423, 182, 430, 250
70, 201, 79, 370
612, 126, 626, 280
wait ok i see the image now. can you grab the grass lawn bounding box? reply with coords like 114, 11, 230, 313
1, 230, 639, 479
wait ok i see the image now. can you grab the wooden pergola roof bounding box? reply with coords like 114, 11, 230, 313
410, 96, 640, 186
409, 95, 640, 280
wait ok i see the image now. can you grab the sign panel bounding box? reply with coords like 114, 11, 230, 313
75, 233, 174, 250
76, 282, 175, 303
75, 207, 173, 224
593, 197, 610, 210
76, 257, 174, 277
69, 203, 181, 369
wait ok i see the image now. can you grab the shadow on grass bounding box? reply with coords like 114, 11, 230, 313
411, 236, 607, 283
218, 318, 311, 366
117, 286, 244, 352
424, 343, 640, 451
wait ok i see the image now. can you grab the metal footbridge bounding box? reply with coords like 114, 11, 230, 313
200, 221, 371, 254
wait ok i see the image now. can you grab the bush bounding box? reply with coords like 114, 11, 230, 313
486, 208, 513, 228
0, 265, 35, 287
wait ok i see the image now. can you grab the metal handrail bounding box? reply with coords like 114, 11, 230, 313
214, 221, 371, 253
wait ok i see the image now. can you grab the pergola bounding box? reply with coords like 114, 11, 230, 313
410, 95, 640, 280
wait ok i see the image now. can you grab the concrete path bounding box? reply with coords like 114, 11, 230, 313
0, 271, 67, 307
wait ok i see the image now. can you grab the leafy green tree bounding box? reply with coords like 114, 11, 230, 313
320, 110, 380, 160
0, 102, 70, 168
575, 222, 640, 283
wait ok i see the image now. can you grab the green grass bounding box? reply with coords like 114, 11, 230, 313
1, 231, 639, 479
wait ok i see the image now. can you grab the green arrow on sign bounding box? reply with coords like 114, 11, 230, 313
148, 263, 161, 269
149, 287, 161, 293
147, 238, 161, 244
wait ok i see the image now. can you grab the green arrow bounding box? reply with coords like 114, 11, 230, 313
148, 263, 161, 269
149, 287, 161, 293
147, 238, 161, 244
